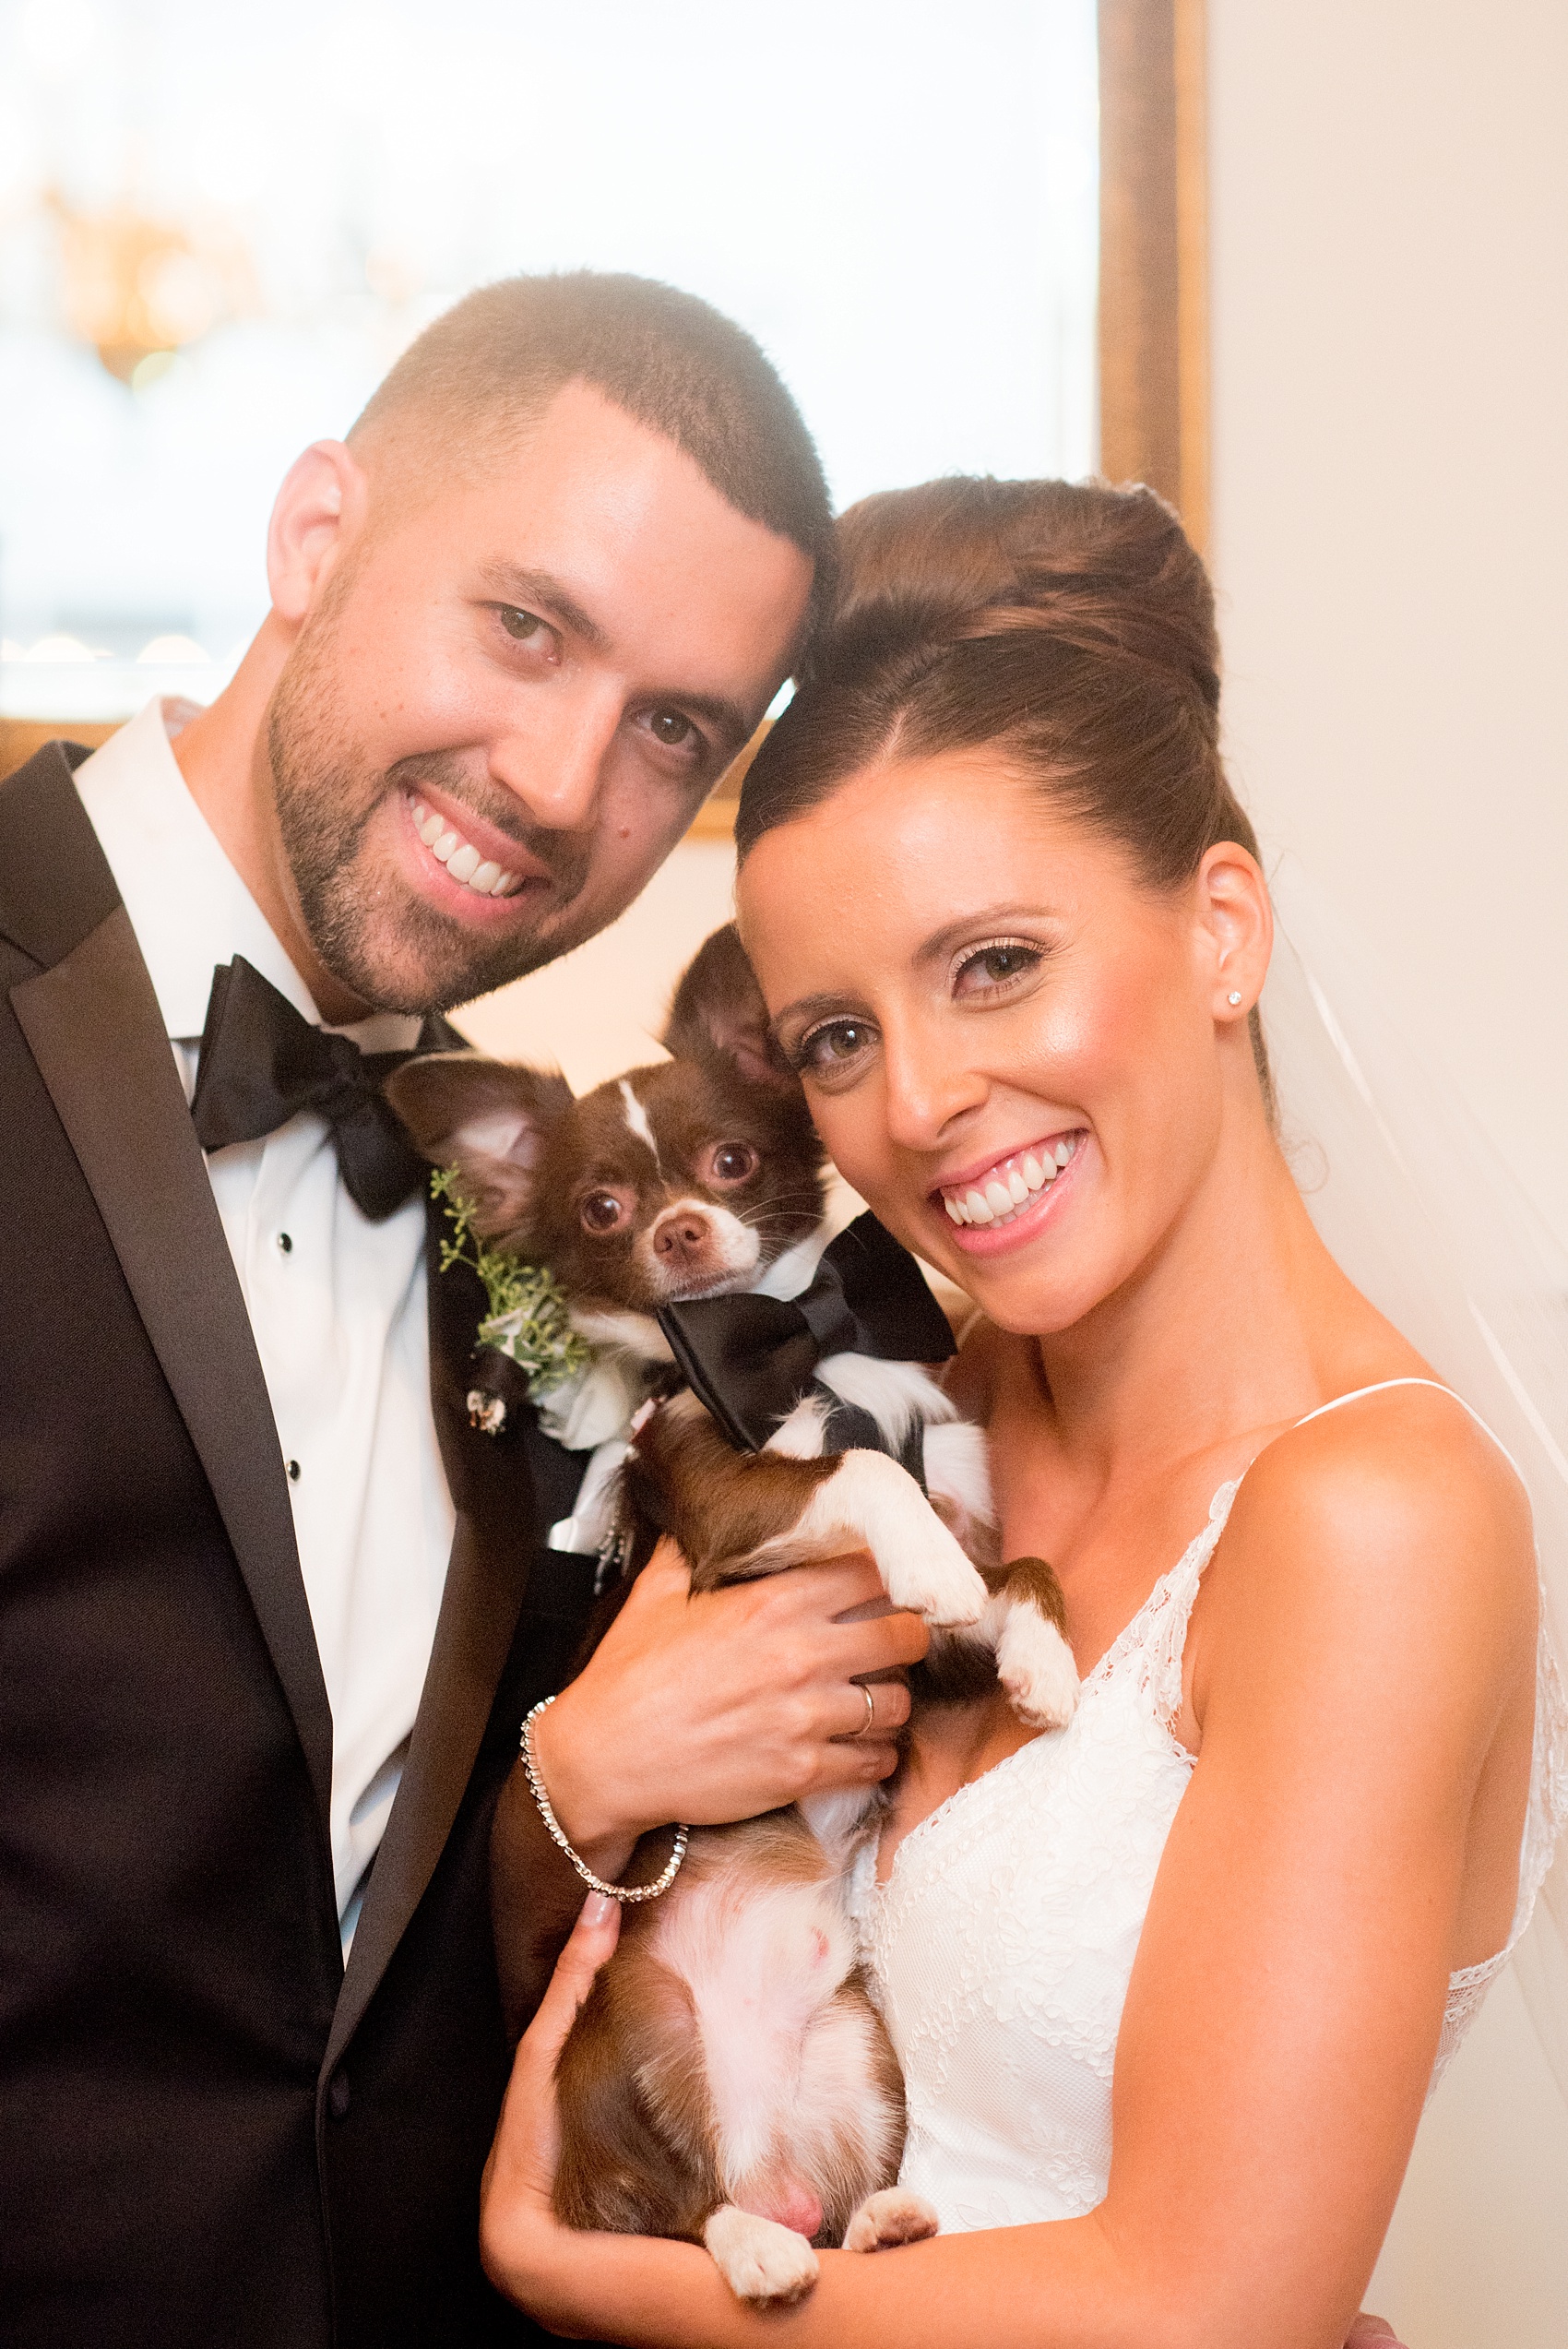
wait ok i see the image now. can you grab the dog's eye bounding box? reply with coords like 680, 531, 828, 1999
580, 1190, 629, 1234
707, 1142, 757, 1186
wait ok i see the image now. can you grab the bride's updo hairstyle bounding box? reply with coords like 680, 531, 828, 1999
735, 475, 1272, 1102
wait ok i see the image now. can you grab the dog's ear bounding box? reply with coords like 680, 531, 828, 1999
661, 923, 795, 1092
386, 1054, 574, 1242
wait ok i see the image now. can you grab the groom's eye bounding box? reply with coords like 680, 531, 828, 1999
647, 709, 695, 747
498, 606, 547, 641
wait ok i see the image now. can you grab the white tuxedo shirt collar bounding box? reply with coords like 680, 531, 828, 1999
74, 697, 422, 1055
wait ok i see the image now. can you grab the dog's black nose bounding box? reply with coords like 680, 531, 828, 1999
653, 1209, 713, 1266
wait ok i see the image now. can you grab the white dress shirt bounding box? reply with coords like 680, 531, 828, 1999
76, 698, 456, 1952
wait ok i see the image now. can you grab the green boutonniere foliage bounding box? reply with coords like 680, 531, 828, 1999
431, 1167, 590, 1401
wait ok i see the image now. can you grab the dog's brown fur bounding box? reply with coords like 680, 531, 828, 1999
624, 1394, 838, 1586
553, 1814, 906, 2250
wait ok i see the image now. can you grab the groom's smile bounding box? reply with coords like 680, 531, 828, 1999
391, 756, 593, 916
401, 782, 540, 905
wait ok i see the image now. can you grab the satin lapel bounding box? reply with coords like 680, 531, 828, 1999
326, 1208, 542, 2068
0, 741, 115, 962
12, 903, 335, 1832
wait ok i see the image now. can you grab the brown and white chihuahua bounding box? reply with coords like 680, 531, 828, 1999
388, 925, 1076, 2306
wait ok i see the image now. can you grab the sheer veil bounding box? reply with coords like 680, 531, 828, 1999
1263, 855, 1568, 2109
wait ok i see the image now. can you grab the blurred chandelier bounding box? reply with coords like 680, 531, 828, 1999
45, 189, 256, 386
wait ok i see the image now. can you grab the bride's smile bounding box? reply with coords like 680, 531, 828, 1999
932, 1133, 1081, 1234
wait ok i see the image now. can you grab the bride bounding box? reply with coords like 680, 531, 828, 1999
480, 476, 1566, 2346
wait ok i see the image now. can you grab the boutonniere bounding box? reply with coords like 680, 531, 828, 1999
432, 1172, 659, 1453
432, 1165, 590, 1398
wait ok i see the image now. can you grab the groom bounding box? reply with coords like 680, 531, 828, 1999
0, 274, 921, 2348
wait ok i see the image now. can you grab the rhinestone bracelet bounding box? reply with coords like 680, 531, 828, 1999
518, 1694, 690, 1904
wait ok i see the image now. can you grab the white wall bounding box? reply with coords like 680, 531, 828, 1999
1207, 0, 1568, 1250
1206, 5, 1568, 2343
450, 838, 737, 1089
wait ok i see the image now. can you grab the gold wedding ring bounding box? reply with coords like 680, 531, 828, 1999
852, 1683, 876, 1738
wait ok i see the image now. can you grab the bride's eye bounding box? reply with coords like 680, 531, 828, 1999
792, 1017, 878, 1083
953, 939, 1043, 999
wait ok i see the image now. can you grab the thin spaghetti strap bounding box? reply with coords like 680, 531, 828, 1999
1291, 1377, 1526, 1483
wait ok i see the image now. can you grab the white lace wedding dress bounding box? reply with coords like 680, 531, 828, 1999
846, 1379, 1568, 2234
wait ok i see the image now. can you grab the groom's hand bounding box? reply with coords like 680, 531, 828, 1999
533, 1538, 924, 1870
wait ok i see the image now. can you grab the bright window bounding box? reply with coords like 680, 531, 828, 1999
0, 0, 1099, 717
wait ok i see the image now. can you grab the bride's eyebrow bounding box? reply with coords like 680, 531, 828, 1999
913, 904, 1057, 967
769, 989, 860, 1032
771, 907, 1059, 1031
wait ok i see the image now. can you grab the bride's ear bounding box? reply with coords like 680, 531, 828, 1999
1194, 841, 1273, 1027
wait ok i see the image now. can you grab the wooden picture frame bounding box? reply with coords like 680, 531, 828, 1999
1098, 0, 1209, 550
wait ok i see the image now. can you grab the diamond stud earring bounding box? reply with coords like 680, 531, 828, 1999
1227, 991, 1243, 1007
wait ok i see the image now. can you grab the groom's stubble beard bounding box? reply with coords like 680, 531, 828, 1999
266, 587, 595, 1015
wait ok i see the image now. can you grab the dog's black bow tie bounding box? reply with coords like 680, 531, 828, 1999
657, 1210, 956, 1453
191, 956, 431, 1221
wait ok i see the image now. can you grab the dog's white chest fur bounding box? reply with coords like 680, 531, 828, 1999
646, 1855, 903, 2224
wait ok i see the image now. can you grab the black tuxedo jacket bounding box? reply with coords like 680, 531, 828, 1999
0, 744, 599, 2348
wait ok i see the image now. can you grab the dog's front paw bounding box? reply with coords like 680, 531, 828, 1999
880, 1508, 989, 1628
703, 2206, 820, 2306
802, 1452, 989, 1628
995, 1604, 1080, 1729
842, 2188, 941, 2253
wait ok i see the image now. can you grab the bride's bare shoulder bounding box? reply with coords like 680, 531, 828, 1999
1202, 1381, 1537, 1713
1248, 1378, 1529, 1541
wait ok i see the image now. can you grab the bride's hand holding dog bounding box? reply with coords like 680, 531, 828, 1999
483, 1883, 913, 2343
509, 1541, 910, 1869
492, 1537, 920, 2011
480, 1891, 625, 2332
529, 1542, 915, 1866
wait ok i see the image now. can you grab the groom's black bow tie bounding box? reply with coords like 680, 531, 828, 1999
191, 956, 431, 1221
657, 1210, 956, 1454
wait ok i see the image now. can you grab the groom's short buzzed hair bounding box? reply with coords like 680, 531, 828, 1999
350, 270, 836, 614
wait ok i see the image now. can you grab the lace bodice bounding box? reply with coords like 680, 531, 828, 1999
847, 1382, 1568, 2235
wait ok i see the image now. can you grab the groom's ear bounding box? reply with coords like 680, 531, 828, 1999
661, 923, 797, 1094
267, 439, 368, 626
386, 1054, 575, 1245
